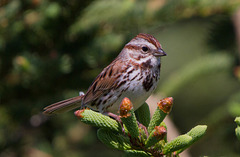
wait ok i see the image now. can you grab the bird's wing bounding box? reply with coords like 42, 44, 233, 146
83, 59, 126, 105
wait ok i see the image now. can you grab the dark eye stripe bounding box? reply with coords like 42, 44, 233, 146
124, 44, 150, 52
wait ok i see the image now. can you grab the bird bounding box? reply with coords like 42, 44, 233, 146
43, 33, 166, 115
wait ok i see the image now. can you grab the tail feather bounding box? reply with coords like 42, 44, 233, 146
43, 95, 84, 115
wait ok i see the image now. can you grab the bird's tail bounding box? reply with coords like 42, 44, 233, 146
43, 95, 84, 115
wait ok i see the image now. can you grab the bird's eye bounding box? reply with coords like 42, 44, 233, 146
142, 46, 149, 52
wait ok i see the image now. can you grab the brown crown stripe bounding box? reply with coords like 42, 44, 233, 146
136, 33, 161, 49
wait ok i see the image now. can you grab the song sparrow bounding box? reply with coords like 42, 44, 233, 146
43, 33, 166, 115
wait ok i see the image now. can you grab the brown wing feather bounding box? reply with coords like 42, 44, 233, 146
83, 59, 125, 105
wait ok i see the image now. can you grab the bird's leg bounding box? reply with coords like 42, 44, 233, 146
107, 112, 121, 122
107, 112, 125, 134
107, 112, 148, 137
137, 122, 149, 137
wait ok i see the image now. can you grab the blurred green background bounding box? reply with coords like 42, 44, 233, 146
1, 0, 240, 156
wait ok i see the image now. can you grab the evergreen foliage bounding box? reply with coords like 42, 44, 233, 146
75, 97, 207, 156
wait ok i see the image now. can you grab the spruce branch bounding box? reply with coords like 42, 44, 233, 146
74, 97, 207, 156
74, 109, 121, 132
235, 117, 240, 141
120, 98, 140, 139
148, 97, 173, 133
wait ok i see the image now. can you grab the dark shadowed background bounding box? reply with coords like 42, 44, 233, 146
1, 0, 240, 156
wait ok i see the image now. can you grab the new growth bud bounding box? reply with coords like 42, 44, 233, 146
145, 126, 167, 148
74, 109, 85, 118
75, 109, 121, 132
158, 97, 173, 114
148, 97, 173, 133
120, 97, 133, 118
119, 97, 139, 138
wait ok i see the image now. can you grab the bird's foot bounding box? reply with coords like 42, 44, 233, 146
107, 112, 125, 134
137, 122, 149, 137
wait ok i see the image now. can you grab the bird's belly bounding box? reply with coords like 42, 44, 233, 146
109, 87, 153, 114
87, 67, 160, 114
106, 72, 159, 114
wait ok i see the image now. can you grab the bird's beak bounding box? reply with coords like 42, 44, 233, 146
153, 48, 167, 57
